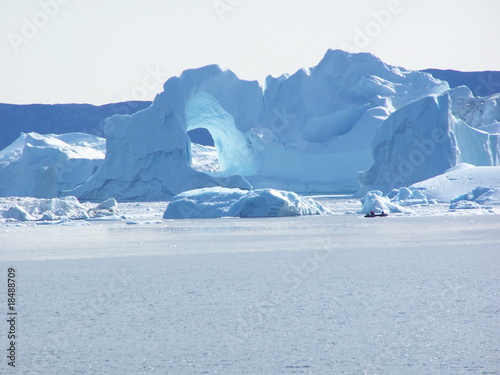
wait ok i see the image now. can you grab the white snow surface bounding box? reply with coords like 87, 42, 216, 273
164, 187, 331, 219
0, 132, 105, 198
410, 163, 500, 202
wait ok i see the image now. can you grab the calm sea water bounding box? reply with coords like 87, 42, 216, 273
2, 215, 499, 374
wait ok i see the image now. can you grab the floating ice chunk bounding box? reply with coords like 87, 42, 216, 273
388, 187, 429, 206
96, 198, 117, 210
449, 201, 482, 210
163, 187, 331, 219
359, 190, 407, 214
89, 198, 122, 218
1, 206, 33, 221
451, 186, 500, 206
0, 196, 94, 221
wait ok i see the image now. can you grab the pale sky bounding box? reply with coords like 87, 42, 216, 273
1, 0, 499, 105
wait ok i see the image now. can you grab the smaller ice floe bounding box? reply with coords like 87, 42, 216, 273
449, 201, 482, 210
88, 198, 119, 218
126, 220, 163, 225
1, 196, 90, 221
1, 206, 34, 221
163, 187, 331, 219
451, 187, 500, 206
387, 187, 429, 206
449, 187, 500, 210
359, 190, 407, 214
0, 196, 122, 222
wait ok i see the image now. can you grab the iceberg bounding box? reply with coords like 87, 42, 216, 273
358, 93, 459, 191
358, 87, 500, 193
448, 87, 500, 166
358, 190, 407, 214
387, 187, 429, 206
70, 65, 257, 202
0, 132, 105, 198
0, 196, 89, 221
70, 49, 452, 200
1, 50, 498, 201
163, 187, 330, 219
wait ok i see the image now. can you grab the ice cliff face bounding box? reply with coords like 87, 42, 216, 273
358, 86, 500, 192
358, 93, 459, 190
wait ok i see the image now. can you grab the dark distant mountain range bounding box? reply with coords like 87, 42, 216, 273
423, 69, 500, 96
0, 101, 214, 151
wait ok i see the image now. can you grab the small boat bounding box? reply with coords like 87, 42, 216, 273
364, 211, 388, 218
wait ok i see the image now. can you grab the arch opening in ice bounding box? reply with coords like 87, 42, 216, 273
185, 92, 256, 176
187, 129, 220, 173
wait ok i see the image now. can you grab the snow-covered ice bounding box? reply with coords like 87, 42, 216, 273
163, 187, 331, 219
449, 186, 500, 212
0, 196, 121, 223
410, 163, 500, 202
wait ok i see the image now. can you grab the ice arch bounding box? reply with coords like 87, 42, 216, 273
185, 92, 256, 176
70, 65, 263, 201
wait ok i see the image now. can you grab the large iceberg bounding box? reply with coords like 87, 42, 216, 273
1, 49, 498, 201
163, 187, 330, 219
0, 132, 105, 198
70, 65, 258, 201
358, 86, 500, 193
357, 93, 459, 191
71, 50, 452, 200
